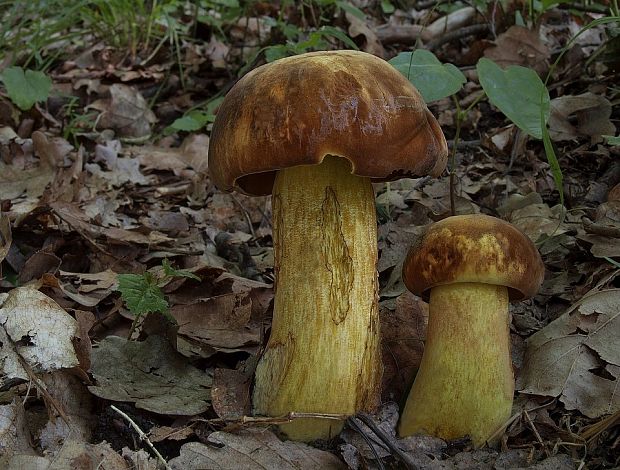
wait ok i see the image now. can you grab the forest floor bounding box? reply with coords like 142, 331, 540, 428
0, 1, 618, 469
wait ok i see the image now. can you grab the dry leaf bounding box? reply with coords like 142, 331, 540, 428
0, 287, 79, 387
89, 335, 213, 415
168, 429, 346, 469
520, 289, 620, 418
172, 292, 261, 357
58, 270, 118, 308
549, 92, 615, 142
346, 12, 384, 57
0, 399, 34, 458
38, 371, 95, 453
483, 26, 550, 75
0, 211, 11, 263
90, 84, 156, 138
212, 367, 253, 419
381, 292, 428, 402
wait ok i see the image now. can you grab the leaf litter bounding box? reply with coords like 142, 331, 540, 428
0, 1, 618, 469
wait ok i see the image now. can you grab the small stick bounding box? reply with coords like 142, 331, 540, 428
206, 411, 349, 427
231, 193, 257, 239
427, 24, 489, 51
524, 409, 550, 457
582, 218, 620, 238
346, 417, 387, 470
111, 405, 171, 470
355, 413, 419, 470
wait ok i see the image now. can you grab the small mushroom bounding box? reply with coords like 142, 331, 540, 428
398, 214, 544, 446
208, 50, 448, 441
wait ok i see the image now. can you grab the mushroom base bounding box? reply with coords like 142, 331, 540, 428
253, 156, 382, 441
398, 282, 512, 446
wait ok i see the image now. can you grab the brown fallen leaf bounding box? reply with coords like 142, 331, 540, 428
346, 12, 384, 57
0, 287, 79, 387
38, 371, 95, 453
578, 199, 620, 258
32, 130, 73, 167
58, 269, 118, 308
51, 201, 174, 247
380, 292, 428, 403
0, 137, 54, 214
90, 84, 156, 138
88, 335, 213, 415
212, 366, 253, 420
520, 289, 620, 418
121, 448, 160, 470
171, 292, 261, 357
0, 399, 34, 459
0, 211, 11, 263
549, 92, 616, 142
168, 429, 346, 469
17, 251, 61, 284
483, 25, 550, 75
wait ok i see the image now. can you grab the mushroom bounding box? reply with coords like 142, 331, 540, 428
398, 214, 544, 446
208, 50, 448, 441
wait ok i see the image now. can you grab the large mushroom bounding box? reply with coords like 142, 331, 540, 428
208, 50, 448, 441
399, 214, 544, 446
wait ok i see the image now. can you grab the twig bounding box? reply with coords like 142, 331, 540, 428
355, 413, 418, 470
415, 0, 449, 9
230, 193, 257, 239
375, 24, 432, 45
447, 139, 481, 150
207, 411, 349, 426
110, 405, 171, 470
524, 409, 550, 457
582, 217, 620, 238
14, 348, 71, 425
426, 24, 489, 51
346, 417, 386, 470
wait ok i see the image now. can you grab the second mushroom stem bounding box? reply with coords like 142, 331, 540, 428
398, 282, 513, 446
253, 156, 382, 442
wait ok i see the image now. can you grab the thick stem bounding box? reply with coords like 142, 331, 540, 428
398, 282, 512, 446
253, 156, 381, 441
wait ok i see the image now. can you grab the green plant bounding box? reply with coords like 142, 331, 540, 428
0, 66, 52, 110
165, 96, 225, 134
390, 14, 620, 212
0, 0, 91, 69
117, 259, 200, 339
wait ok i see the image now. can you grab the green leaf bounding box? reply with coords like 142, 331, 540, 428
389, 50, 466, 103
162, 259, 201, 281
167, 110, 213, 133
168, 115, 203, 132
542, 123, 564, 207
1, 67, 52, 111
381, 0, 395, 13
117, 273, 168, 315
477, 58, 550, 139
317, 26, 359, 50
265, 45, 291, 62
603, 135, 620, 146
214, 0, 239, 6
335, 1, 366, 19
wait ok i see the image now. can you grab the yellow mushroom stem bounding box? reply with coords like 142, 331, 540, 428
253, 156, 382, 441
398, 282, 512, 447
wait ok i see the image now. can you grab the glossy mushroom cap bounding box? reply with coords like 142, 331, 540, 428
402, 214, 544, 301
208, 50, 448, 196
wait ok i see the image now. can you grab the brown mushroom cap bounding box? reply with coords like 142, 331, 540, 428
402, 214, 544, 301
208, 50, 448, 196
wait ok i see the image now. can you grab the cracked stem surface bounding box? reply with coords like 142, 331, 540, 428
253, 156, 382, 441
398, 282, 512, 446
